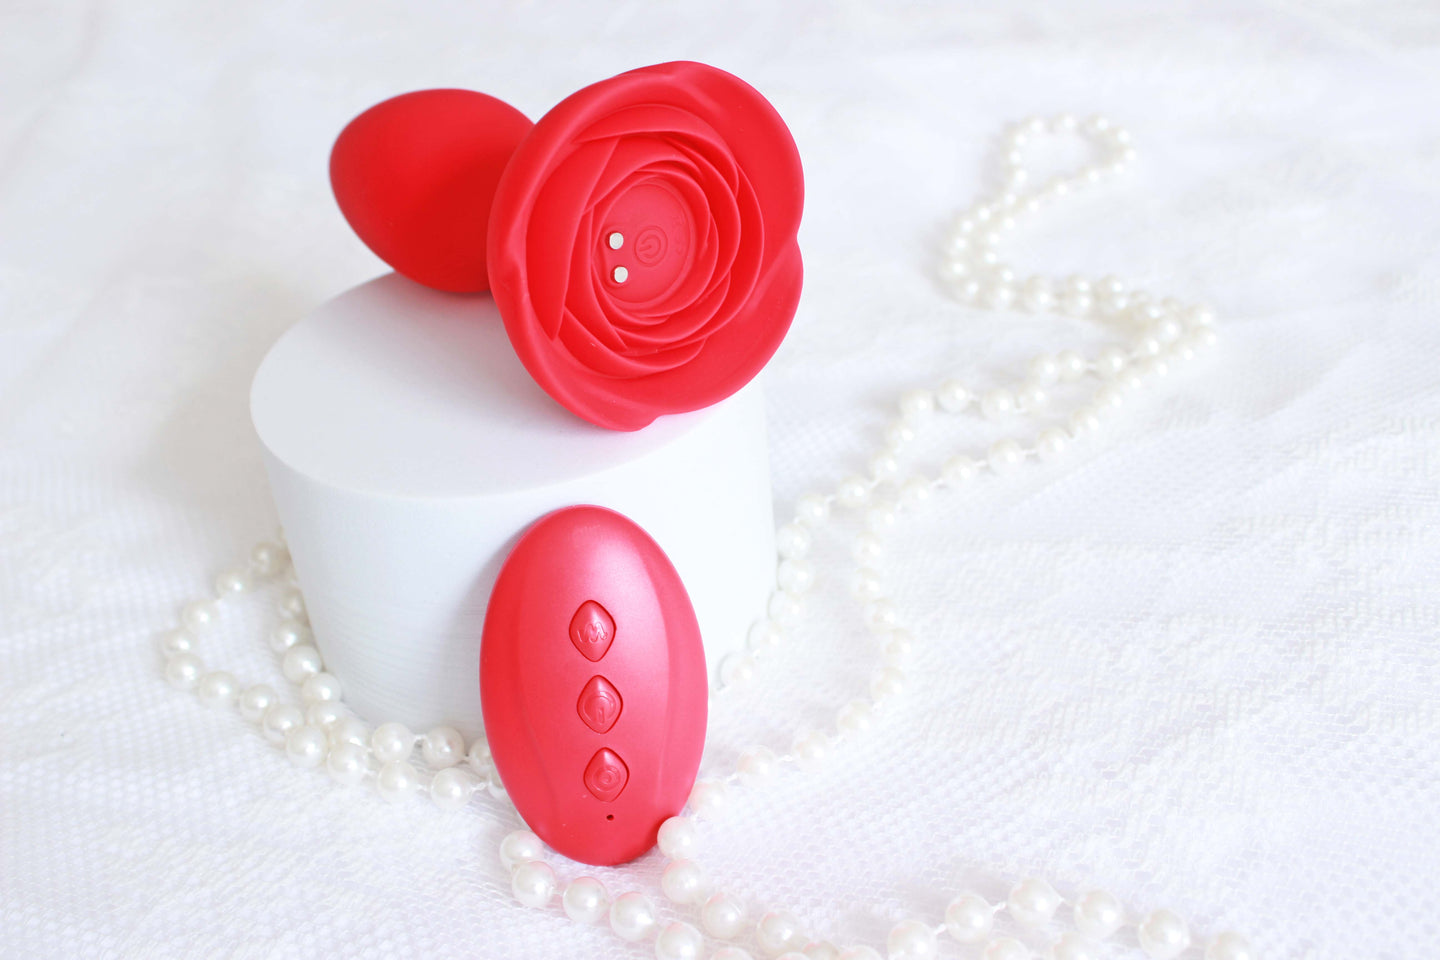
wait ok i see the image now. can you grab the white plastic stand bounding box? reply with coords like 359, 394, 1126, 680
251, 273, 775, 736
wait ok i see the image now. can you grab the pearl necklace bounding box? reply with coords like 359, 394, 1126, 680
155, 116, 1251, 960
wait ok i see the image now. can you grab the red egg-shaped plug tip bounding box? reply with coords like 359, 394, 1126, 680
330, 89, 533, 293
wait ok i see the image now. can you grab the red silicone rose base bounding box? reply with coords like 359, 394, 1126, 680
328, 61, 804, 433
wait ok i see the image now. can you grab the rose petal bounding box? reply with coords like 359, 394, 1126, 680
525, 138, 616, 338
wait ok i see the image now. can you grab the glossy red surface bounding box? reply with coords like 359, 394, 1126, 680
487, 60, 805, 431
480, 506, 707, 866
329, 89, 532, 293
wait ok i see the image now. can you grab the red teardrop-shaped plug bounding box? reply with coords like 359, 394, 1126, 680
330, 89, 533, 293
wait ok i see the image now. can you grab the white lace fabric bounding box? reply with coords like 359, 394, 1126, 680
2, 3, 1438, 959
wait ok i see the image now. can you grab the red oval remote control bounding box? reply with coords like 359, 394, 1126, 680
480, 505, 708, 865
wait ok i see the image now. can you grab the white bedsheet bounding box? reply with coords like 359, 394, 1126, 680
3, 2, 1438, 958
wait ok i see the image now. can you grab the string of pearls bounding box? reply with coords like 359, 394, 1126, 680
155, 116, 1251, 960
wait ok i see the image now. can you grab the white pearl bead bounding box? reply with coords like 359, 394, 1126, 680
370, 722, 414, 763
306, 701, 344, 730
1028, 354, 1059, 384
1095, 275, 1124, 298
776, 522, 813, 559
1060, 290, 1093, 316
882, 629, 914, 665
1036, 428, 1068, 461
421, 725, 465, 767
330, 717, 369, 749
869, 667, 906, 704
778, 559, 815, 594
610, 892, 659, 942
945, 893, 993, 943
281, 644, 323, 683
499, 830, 544, 871
899, 389, 935, 421
325, 742, 368, 785
1068, 407, 1101, 438
655, 921, 705, 960
736, 745, 777, 785
981, 281, 1014, 309
953, 278, 981, 303
887, 919, 939, 960
768, 590, 805, 625
884, 419, 916, 448
804, 942, 841, 960
940, 257, 970, 281
1191, 326, 1218, 349
864, 501, 897, 534
466, 737, 492, 774
1017, 382, 1049, 413
862, 599, 898, 632
792, 728, 831, 769
1073, 890, 1124, 940
250, 541, 289, 578
756, 911, 806, 957
837, 698, 874, 735
563, 876, 610, 924
261, 703, 303, 744
838, 949, 882, 960
429, 767, 476, 810
156, 629, 192, 657
1020, 277, 1053, 312
795, 493, 830, 526
720, 652, 757, 688
1093, 383, 1126, 411
982, 938, 1029, 960
660, 859, 708, 905
1050, 932, 1099, 960
195, 671, 238, 708
714, 951, 756, 960
277, 586, 307, 622
899, 476, 932, 508
747, 619, 785, 653
688, 779, 729, 818
376, 761, 419, 802
1138, 910, 1191, 960
1055, 350, 1087, 381
981, 388, 1016, 419
702, 891, 747, 939
851, 567, 884, 601
1008, 877, 1062, 927
1204, 932, 1253, 960
238, 684, 278, 723
942, 455, 979, 486
213, 569, 251, 597
869, 451, 900, 482
181, 600, 220, 633
268, 621, 310, 653
987, 439, 1026, 474
836, 475, 871, 508
656, 816, 698, 859
285, 724, 328, 768
1154, 316, 1183, 343
511, 859, 557, 909
1094, 347, 1128, 377
306, 702, 345, 741
300, 672, 342, 704
486, 767, 508, 800
936, 380, 971, 412
852, 533, 884, 565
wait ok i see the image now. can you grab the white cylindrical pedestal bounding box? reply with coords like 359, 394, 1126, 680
251, 273, 774, 736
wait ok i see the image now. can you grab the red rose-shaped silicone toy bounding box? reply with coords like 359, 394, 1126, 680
487, 61, 804, 431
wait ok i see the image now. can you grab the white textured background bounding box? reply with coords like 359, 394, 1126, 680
3, 2, 1439, 959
